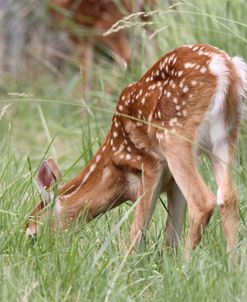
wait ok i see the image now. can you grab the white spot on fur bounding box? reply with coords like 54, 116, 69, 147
198, 50, 211, 57
96, 155, 101, 162
169, 117, 178, 127
89, 164, 96, 173
192, 46, 199, 51
200, 66, 207, 73
183, 86, 189, 93
184, 62, 196, 69
82, 172, 90, 184
126, 154, 131, 160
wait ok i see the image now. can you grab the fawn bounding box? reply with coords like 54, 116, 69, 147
26, 44, 246, 260
49, 0, 154, 90
49, 0, 133, 65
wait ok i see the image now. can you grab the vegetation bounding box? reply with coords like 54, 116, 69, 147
0, 0, 246, 301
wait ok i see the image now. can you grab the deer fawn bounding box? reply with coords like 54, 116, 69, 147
49, 0, 152, 89
50, 0, 132, 64
26, 44, 246, 261
49, 0, 156, 90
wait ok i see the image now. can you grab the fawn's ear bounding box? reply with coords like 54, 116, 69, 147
37, 159, 61, 204
46, 158, 62, 180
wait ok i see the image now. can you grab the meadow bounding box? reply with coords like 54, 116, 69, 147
0, 1, 247, 301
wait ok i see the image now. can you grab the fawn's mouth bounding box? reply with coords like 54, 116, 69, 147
26, 223, 38, 239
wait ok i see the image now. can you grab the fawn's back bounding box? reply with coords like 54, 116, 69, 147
103, 44, 243, 171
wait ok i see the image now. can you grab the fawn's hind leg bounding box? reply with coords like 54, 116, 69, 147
161, 136, 216, 258
211, 130, 239, 263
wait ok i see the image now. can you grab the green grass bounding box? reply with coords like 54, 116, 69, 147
1, 0, 247, 301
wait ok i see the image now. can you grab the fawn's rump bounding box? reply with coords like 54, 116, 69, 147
197, 53, 247, 151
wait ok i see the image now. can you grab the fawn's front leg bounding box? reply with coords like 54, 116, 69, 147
130, 168, 163, 250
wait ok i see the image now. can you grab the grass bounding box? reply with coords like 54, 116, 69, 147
0, 0, 247, 301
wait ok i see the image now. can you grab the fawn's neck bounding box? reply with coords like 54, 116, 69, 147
57, 134, 130, 220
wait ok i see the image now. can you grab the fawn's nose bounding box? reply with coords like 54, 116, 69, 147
25, 224, 38, 239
